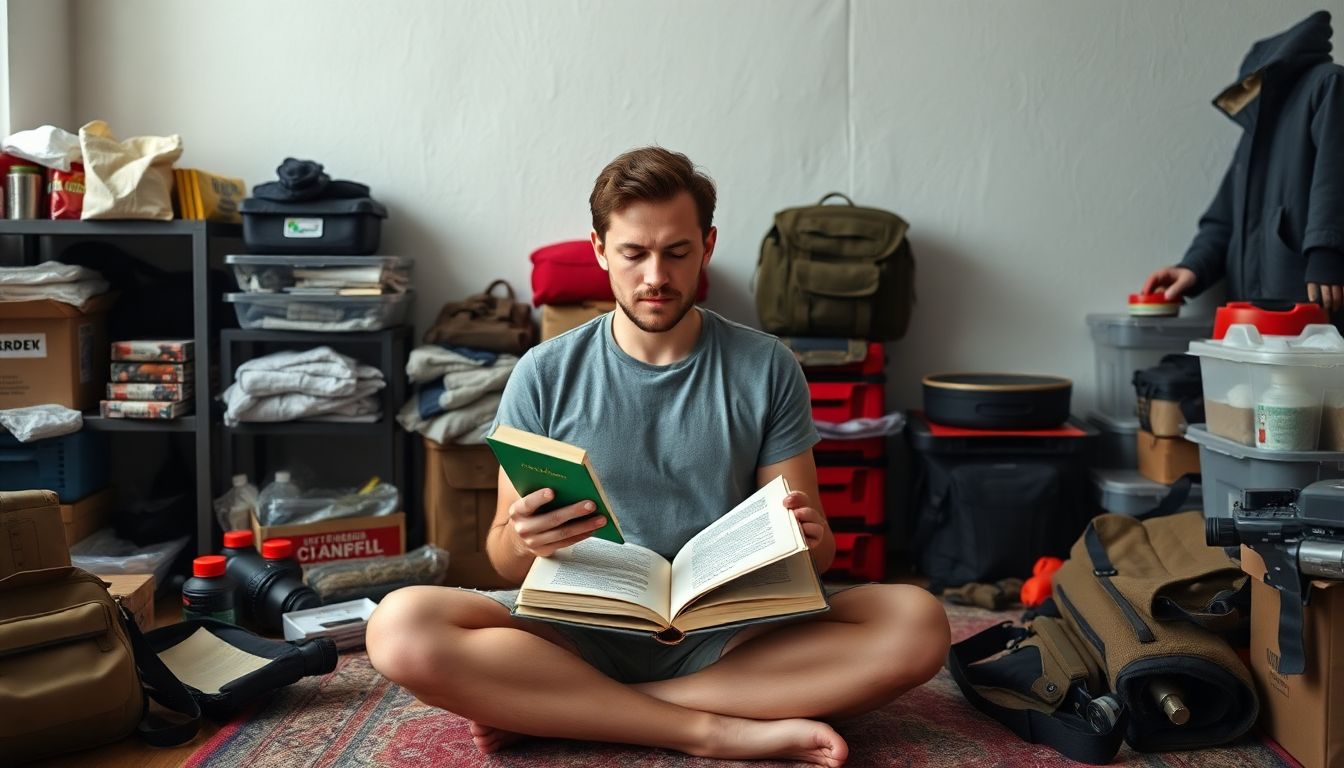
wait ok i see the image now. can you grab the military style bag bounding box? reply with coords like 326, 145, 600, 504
423, 279, 538, 354
947, 487, 1258, 764
0, 564, 201, 765
755, 193, 914, 340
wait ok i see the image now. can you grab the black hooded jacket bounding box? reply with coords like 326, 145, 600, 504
1178, 10, 1344, 301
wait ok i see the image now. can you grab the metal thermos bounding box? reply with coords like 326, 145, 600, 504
6, 165, 41, 219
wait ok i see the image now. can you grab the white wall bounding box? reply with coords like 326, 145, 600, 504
4, 0, 72, 136
55, 0, 1336, 410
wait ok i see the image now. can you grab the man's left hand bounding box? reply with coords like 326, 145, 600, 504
1308, 282, 1344, 312
784, 491, 827, 550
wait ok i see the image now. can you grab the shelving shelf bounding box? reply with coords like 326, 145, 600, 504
8, 219, 243, 556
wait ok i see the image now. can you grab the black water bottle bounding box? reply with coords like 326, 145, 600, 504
249, 538, 320, 633
221, 530, 265, 624
182, 555, 237, 624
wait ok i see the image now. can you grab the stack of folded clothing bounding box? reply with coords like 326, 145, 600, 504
222, 347, 384, 426
0, 261, 109, 309
396, 345, 517, 445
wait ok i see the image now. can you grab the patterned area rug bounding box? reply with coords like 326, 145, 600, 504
185, 604, 1294, 768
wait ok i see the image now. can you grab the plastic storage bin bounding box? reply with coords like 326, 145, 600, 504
0, 430, 108, 501
1188, 324, 1344, 451
1087, 411, 1139, 469
828, 532, 885, 582
817, 465, 885, 526
225, 291, 412, 332
1086, 314, 1211, 423
1185, 424, 1344, 518
808, 381, 884, 422
1090, 468, 1202, 516
239, 197, 387, 255
226, 254, 412, 294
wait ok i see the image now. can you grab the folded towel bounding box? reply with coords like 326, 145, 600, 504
406, 345, 517, 384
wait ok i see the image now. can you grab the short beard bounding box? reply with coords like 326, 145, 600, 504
613, 268, 700, 334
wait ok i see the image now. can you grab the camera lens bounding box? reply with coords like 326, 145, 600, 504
1205, 517, 1239, 547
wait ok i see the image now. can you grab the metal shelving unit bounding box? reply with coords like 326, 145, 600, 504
6, 219, 243, 554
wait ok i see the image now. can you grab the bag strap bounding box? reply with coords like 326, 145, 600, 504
484, 280, 516, 320
816, 192, 854, 206
121, 604, 202, 746
1136, 473, 1199, 520
947, 623, 1126, 765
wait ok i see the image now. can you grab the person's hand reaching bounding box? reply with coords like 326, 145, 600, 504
1141, 266, 1197, 301
1308, 283, 1344, 313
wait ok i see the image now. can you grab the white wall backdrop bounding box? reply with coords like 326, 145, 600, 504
58, 0, 1337, 410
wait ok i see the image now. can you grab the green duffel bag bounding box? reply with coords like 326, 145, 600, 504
755, 192, 914, 340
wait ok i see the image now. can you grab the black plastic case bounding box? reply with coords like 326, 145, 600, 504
239, 197, 387, 255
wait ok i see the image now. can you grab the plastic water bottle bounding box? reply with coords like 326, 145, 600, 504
213, 474, 259, 532
256, 471, 301, 526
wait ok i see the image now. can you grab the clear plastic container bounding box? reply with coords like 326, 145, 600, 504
224, 291, 412, 332
1185, 424, 1344, 518
70, 529, 190, 592
225, 254, 412, 294
1086, 314, 1212, 423
1188, 324, 1344, 449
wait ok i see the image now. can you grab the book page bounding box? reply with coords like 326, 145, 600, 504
157, 627, 273, 695
668, 475, 804, 617
522, 537, 672, 621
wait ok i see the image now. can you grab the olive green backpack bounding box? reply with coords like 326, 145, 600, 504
755, 193, 914, 340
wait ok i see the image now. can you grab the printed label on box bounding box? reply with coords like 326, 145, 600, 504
284, 217, 324, 239
292, 526, 400, 564
0, 333, 46, 357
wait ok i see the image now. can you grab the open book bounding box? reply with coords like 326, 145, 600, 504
514, 475, 828, 643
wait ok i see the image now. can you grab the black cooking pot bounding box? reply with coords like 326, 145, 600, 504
922, 373, 1072, 429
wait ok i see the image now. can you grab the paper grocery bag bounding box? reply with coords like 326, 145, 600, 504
79, 120, 182, 220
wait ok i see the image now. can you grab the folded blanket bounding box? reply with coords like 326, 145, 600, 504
398, 391, 500, 445
417, 359, 517, 419
223, 379, 384, 426
406, 345, 516, 384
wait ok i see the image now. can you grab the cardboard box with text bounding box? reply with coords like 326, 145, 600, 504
0, 294, 112, 410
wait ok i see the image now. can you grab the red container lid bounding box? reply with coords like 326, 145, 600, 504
1212, 301, 1328, 340
1128, 292, 1179, 305
262, 538, 295, 561
222, 530, 254, 549
193, 555, 227, 578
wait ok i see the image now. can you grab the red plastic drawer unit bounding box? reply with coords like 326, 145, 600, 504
808, 381, 884, 422
814, 437, 885, 462
817, 466, 885, 526
828, 533, 885, 582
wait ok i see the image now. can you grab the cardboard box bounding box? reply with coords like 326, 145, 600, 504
252, 511, 405, 566
0, 489, 70, 578
422, 438, 512, 588
1138, 397, 1188, 438
540, 301, 615, 341
60, 487, 114, 546
0, 294, 113, 410
96, 572, 155, 632
1136, 428, 1200, 484
1243, 546, 1344, 768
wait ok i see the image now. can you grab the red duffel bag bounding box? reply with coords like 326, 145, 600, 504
530, 240, 709, 307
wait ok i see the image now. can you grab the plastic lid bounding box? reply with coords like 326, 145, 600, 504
1129, 293, 1178, 305
275, 470, 291, 483
1188, 324, 1344, 367
193, 555, 227, 578
222, 530, 254, 549
262, 538, 295, 560
232, 474, 248, 487
9, 165, 40, 174
1212, 301, 1328, 340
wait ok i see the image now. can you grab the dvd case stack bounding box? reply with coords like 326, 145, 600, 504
100, 340, 195, 419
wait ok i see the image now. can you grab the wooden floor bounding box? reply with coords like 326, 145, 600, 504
30, 593, 217, 768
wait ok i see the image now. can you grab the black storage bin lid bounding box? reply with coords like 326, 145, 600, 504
239, 196, 387, 218
1132, 353, 1202, 401
906, 411, 1098, 456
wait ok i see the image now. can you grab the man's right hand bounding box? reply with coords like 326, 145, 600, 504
507, 488, 608, 558
1141, 266, 1196, 301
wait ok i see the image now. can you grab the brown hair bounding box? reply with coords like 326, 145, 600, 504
589, 147, 716, 241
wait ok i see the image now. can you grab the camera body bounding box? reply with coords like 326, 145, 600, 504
1206, 480, 1344, 580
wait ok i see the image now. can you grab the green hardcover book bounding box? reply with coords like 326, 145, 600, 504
485, 424, 624, 544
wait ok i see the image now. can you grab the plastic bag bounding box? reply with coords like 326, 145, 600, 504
2, 125, 82, 171
305, 545, 451, 604
260, 481, 399, 527
0, 404, 82, 442
78, 120, 182, 220
213, 474, 259, 532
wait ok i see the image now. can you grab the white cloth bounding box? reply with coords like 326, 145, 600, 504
406, 345, 517, 384
222, 380, 384, 425
0, 405, 83, 442
814, 412, 907, 440
398, 391, 501, 445
2, 125, 82, 172
436, 358, 517, 410
233, 346, 383, 397
0, 262, 109, 309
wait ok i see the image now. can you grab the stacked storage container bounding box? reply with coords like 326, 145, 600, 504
797, 340, 889, 582
1186, 324, 1344, 518
1085, 313, 1209, 514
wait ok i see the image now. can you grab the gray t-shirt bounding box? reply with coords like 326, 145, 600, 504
493, 308, 818, 560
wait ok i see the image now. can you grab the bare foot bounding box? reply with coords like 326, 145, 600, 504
696, 715, 848, 766
467, 720, 527, 754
